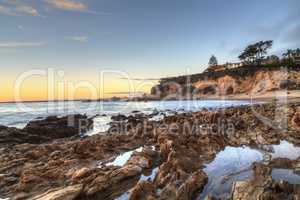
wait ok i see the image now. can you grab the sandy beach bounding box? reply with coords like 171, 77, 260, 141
199, 90, 300, 102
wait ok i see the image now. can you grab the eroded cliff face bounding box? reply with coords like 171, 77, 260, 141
193, 70, 288, 95
152, 68, 300, 98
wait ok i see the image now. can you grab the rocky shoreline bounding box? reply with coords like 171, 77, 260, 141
0, 102, 300, 200
0, 114, 93, 147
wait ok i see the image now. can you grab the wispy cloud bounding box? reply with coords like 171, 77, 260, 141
0, 5, 16, 16
46, 0, 87, 11
45, 0, 109, 15
0, 1, 40, 16
16, 5, 39, 16
0, 0, 109, 16
0, 42, 46, 48
67, 36, 88, 42
17, 25, 24, 30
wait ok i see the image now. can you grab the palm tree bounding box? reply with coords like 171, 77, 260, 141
283, 49, 293, 58
283, 49, 294, 66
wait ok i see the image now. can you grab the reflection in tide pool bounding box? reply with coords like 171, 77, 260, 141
199, 141, 300, 199
199, 146, 263, 199
272, 169, 300, 184
270, 141, 300, 160
140, 167, 159, 182
114, 167, 159, 200
106, 147, 143, 167
115, 192, 130, 200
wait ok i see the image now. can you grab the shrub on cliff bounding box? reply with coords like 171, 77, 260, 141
208, 55, 218, 66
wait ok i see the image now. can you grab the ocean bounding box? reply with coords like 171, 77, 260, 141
0, 100, 250, 135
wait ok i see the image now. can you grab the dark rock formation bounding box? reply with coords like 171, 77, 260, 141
24, 114, 93, 138
0, 114, 93, 146
280, 79, 297, 90
0, 126, 47, 145
111, 114, 127, 121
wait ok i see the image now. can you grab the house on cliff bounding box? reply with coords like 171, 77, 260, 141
225, 62, 244, 69
205, 64, 225, 72
204, 62, 243, 72
261, 55, 280, 65
294, 53, 300, 65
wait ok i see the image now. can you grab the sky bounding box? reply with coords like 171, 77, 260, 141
0, 0, 300, 102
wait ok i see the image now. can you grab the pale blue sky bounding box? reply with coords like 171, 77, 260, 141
1, 0, 300, 75
0, 0, 300, 101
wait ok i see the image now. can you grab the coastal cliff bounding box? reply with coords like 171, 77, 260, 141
151, 66, 300, 99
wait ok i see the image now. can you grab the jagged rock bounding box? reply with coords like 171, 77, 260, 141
232, 162, 300, 200
71, 168, 91, 181
111, 114, 127, 121
31, 184, 82, 200
270, 158, 294, 168
1, 102, 300, 200
81, 165, 143, 199
0, 126, 46, 146
176, 171, 208, 200
24, 114, 93, 138
129, 181, 156, 200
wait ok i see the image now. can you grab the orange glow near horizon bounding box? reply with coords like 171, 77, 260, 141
0, 72, 156, 103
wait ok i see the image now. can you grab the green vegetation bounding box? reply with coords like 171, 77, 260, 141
238, 40, 273, 65
238, 41, 300, 68
282, 48, 300, 67
208, 55, 218, 66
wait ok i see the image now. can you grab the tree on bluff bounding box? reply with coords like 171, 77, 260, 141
239, 40, 273, 65
208, 55, 218, 66
282, 49, 295, 67
282, 48, 300, 67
